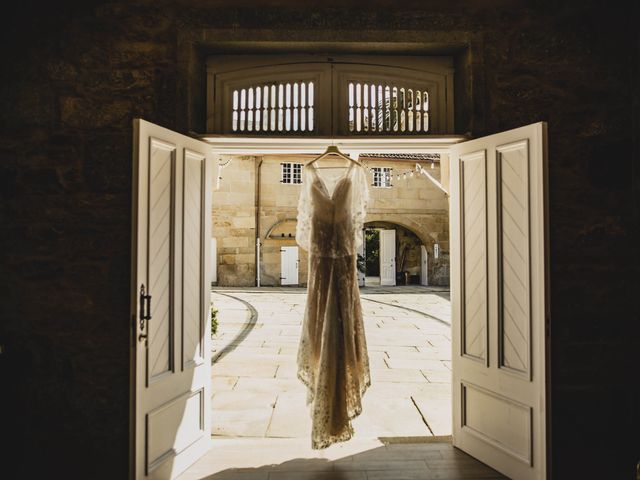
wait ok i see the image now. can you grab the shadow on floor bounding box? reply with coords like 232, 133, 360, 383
211, 291, 259, 364
186, 442, 507, 480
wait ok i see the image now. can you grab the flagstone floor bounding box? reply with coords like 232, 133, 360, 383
178, 287, 507, 480
209, 286, 453, 441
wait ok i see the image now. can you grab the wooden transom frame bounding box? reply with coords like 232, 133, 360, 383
207, 54, 455, 136
198, 135, 466, 155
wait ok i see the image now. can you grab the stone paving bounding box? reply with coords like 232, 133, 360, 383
210, 285, 452, 442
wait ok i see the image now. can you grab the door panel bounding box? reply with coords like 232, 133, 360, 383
133, 119, 213, 479
183, 150, 206, 369
450, 122, 548, 480
497, 140, 532, 377
380, 229, 396, 286
460, 150, 488, 363
147, 139, 176, 382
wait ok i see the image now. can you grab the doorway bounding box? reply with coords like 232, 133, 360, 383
364, 228, 380, 285
132, 123, 548, 480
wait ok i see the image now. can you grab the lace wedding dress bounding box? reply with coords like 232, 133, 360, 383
295, 160, 371, 449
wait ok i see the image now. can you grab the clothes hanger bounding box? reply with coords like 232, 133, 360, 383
306, 145, 362, 168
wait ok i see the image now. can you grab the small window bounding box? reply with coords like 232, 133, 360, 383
372, 167, 392, 188
281, 162, 302, 184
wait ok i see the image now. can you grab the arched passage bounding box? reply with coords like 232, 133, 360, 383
364, 220, 449, 286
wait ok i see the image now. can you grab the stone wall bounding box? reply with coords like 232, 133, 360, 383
1, 3, 636, 478
212, 155, 256, 286
259, 155, 307, 286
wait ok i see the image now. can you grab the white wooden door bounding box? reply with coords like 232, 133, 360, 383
450, 122, 548, 480
421, 245, 429, 286
380, 229, 396, 286
132, 119, 213, 479
280, 246, 299, 285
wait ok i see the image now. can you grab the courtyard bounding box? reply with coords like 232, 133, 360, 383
209, 285, 453, 440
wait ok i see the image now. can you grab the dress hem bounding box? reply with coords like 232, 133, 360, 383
296, 370, 372, 450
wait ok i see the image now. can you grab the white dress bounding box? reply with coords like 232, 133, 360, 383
295, 161, 371, 449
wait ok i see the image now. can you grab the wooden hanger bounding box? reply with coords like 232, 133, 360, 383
306, 145, 361, 168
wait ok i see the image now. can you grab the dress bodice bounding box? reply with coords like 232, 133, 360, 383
296, 162, 368, 259
308, 164, 356, 258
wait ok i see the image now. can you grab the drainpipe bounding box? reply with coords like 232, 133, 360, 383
255, 157, 263, 287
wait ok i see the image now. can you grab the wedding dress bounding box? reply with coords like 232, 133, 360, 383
295, 160, 371, 449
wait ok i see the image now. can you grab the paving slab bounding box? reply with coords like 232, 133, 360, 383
267, 393, 312, 438
352, 396, 432, 438
212, 408, 274, 437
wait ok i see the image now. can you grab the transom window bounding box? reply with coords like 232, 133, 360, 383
208, 55, 453, 136
372, 167, 393, 188
232, 82, 315, 133
281, 162, 303, 184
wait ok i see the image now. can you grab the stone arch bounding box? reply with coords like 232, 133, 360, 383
364, 214, 449, 286
263, 217, 297, 240
364, 214, 437, 248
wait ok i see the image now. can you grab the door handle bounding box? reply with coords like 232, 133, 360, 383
138, 284, 152, 345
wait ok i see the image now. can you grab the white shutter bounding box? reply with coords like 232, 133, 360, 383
280, 246, 299, 285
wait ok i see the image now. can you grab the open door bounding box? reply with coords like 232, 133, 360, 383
421, 245, 429, 286
132, 119, 213, 479
450, 122, 548, 480
380, 229, 396, 286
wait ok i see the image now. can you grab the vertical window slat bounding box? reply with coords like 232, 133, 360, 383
308, 82, 315, 132
270, 85, 277, 131
262, 86, 269, 131
285, 83, 291, 131
356, 82, 362, 132
293, 83, 299, 131
247, 88, 254, 131
300, 82, 307, 132
384, 85, 391, 132
370, 84, 376, 132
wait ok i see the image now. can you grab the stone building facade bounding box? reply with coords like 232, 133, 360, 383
212, 154, 450, 287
